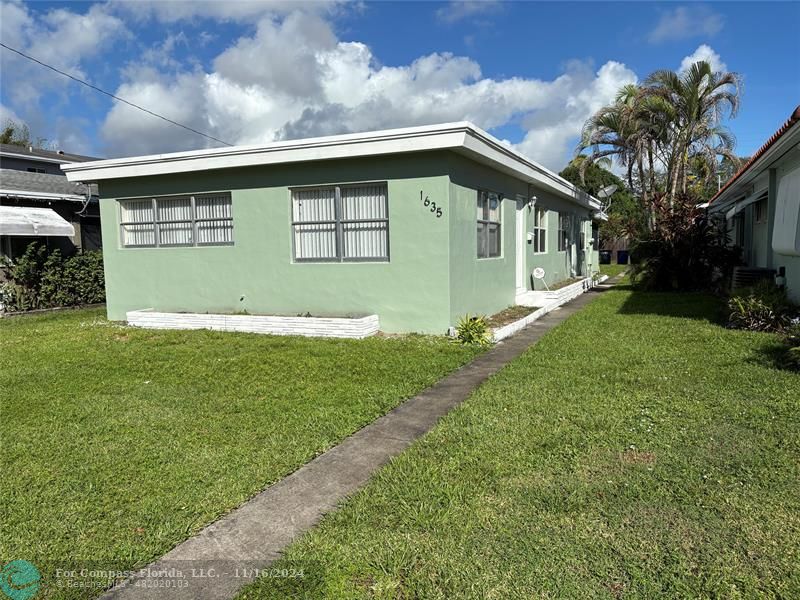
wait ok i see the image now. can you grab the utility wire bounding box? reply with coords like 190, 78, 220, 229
0, 42, 233, 147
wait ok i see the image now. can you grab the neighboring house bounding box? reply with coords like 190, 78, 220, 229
0, 143, 101, 260
709, 105, 800, 302
63, 123, 602, 334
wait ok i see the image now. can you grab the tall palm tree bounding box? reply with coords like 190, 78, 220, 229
577, 87, 639, 193
644, 60, 742, 198
578, 60, 742, 205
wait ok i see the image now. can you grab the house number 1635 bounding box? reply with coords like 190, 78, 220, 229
421, 191, 443, 218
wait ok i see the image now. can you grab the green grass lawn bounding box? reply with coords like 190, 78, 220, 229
599, 263, 629, 278
238, 286, 800, 599
0, 309, 479, 597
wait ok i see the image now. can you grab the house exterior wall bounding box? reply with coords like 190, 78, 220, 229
772, 153, 800, 303
0, 155, 63, 175
445, 154, 595, 323
98, 150, 598, 333
720, 150, 800, 303
524, 192, 594, 290
99, 152, 454, 333
447, 155, 523, 323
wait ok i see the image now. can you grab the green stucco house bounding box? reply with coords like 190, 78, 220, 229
63, 123, 603, 334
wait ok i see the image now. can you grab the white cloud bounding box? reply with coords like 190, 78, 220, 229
679, 44, 727, 73
516, 61, 638, 169
0, 1, 129, 102
0, 0, 128, 150
436, 0, 502, 24
0, 0, 639, 170
648, 5, 724, 43
0, 103, 22, 125
110, 0, 339, 23
99, 10, 636, 170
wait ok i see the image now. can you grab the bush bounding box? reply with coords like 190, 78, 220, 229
0, 242, 105, 312
781, 322, 800, 371
455, 314, 491, 347
629, 193, 740, 292
727, 281, 796, 332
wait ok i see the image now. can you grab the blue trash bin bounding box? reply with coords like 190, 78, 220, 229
617, 250, 629, 265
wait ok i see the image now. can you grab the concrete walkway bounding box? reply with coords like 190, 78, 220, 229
103, 288, 606, 600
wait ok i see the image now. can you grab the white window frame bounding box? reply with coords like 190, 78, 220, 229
119, 193, 233, 248
558, 212, 570, 252
477, 190, 502, 259
754, 198, 768, 224
290, 182, 389, 263
533, 206, 547, 254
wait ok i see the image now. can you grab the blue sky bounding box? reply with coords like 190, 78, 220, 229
1, 1, 797, 171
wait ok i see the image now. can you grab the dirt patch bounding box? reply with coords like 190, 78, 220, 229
607, 581, 626, 598
486, 305, 540, 328
549, 277, 584, 290
620, 449, 656, 465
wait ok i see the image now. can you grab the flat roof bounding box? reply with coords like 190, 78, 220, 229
62, 122, 601, 211
0, 143, 102, 164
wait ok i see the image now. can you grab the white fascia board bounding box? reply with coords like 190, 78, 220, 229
63, 121, 599, 209
458, 129, 598, 209
0, 188, 85, 202
63, 124, 470, 181
713, 123, 800, 206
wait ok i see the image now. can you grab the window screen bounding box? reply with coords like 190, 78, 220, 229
119, 193, 233, 248
292, 183, 389, 262
477, 191, 502, 258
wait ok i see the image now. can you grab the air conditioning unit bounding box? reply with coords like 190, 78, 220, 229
731, 266, 776, 290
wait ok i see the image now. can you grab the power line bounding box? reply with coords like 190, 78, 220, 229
0, 42, 233, 147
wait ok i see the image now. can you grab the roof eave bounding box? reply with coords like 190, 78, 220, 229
63, 121, 599, 209
710, 107, 800, 207
0, 189, 87, 202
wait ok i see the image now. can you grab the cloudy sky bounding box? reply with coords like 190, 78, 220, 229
0, 1, 797, 171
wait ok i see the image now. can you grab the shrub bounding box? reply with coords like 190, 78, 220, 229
781, 322, 800, 371
0, 242, 105, 312
727, 281, 795, 332
629, 193, 740, 292
455, 314, 491, 347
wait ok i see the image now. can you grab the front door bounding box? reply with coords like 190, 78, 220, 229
516, 199, 526, 293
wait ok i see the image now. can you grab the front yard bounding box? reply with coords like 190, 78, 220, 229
599, 262, 629, 278
0, 309, 479, 597
238, 286, 800, 598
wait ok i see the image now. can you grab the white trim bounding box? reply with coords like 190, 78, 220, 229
126, 309, 379, 339
0, 188, 86, 202
532, 206, 547, 255
496, 276, 600, 342
63, 122, 601, 211
515, 199, 526, 294
724, 187, 768, 220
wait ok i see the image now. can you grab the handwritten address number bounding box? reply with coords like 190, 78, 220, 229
420, 191, 443, 218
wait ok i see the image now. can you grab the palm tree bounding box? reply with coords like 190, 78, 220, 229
577, 87, 639, 193
644, 61, 742, 198
578, 60, 742, 205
